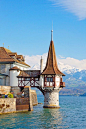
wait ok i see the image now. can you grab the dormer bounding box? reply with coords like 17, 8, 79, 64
8, 52, 17, 60
17, 55, 25, 62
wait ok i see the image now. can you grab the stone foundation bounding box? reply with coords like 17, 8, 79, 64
24, 86, 33, 111
0, 98, 16, 114
16, 98, 29, 111
43, 87, 60, 108
31, 90, 38, 106
0, 86, 38, 114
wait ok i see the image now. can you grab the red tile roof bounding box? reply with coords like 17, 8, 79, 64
9, 66, 30, 77
0, 47, 15, 62
0, 47, 30, 67
42, 41, 65, 76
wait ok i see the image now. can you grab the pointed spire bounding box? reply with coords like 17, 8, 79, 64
42, 30, 65, 76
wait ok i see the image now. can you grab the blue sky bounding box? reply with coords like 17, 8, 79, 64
0, 0, 86, 61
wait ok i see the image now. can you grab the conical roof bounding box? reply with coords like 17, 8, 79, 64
42, 32, 65, 76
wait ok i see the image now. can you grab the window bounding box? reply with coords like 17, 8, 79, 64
46, 77, 53, 82
25, 78, 30, 81
0, 64, 6, 73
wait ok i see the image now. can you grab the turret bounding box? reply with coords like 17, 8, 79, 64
41, 30, 65, 108
41, 30, 65, 89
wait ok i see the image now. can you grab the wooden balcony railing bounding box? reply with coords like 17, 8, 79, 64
60, 82, 65, 87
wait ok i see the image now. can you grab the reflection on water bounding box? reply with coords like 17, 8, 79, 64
35, 108, 63, 129
41, 109, 62, 127
0, 96, 86, 129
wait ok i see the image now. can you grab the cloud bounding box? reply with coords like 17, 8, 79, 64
59, 55, 65, 59
25, 53, 47, 69
25, 53, 86, 70
58, 57, 86, 70
50, 0, 86, 20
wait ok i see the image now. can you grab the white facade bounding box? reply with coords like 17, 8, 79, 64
55, 75, 60, 87
0, 62, 29, 86
10, 70, 20, 86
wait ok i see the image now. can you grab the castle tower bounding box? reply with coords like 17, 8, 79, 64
41, 30, 65, 108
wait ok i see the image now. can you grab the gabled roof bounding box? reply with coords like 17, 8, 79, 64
42, 34, 65, 76
0, 47, 30, 67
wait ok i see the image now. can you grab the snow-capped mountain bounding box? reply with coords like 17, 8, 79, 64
30, 63, 40, 70
58, 62, 81, 74
30, 61, 82, 74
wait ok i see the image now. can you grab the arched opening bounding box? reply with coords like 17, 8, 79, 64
31, 87, 44, 104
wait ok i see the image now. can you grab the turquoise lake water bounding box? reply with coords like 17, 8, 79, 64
0, 95, 86, 129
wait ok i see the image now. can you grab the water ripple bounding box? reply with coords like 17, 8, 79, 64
0, 96, 86, 129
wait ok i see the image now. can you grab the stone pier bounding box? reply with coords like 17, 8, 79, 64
43, 87, 61, 108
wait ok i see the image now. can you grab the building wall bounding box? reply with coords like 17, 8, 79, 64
0, 86, 38, 114
40, 75, 44, 88
0, 98, 16, 114
10, 63, 29, 87
10, 70, 20, 86
55, 75, 60, 87
31, 90, 38, 106
16, 98, 29, 111
0, 64, 10, 86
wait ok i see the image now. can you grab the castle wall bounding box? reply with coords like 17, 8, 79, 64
31, 90, 38, 106
0, 86, 38, 114
0, 98, 16, 114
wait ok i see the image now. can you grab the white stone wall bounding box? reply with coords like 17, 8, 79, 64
44, 88, 60, 108
40, 75, 44, 88
55, 75, 60, 87
10, 62, 29, 86
10, 70, 20, 86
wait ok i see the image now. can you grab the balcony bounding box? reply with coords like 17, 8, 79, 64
60, 82, 65, 88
